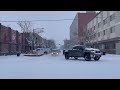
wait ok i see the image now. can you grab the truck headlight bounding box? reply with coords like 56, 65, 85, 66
91, 51, 95, 53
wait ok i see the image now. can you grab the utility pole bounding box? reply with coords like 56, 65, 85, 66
32, 29, 35, 51
32, 28, 44, 51
0, 23, 1, 55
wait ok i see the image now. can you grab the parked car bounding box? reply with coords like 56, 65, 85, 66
44, 48, 51, 54
64, 45, 102, 61
33, 48, 45, 55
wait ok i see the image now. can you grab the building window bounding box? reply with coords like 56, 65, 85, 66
98, 22, 101, 28
105, 43, 109, 49
94, 34, 96, 38
103, 20, 105, 25
105, 43, 116, 49
103, 30, 106, 35
88, 30, 89, 34
110, 13, 115, 21
110, 26, 115, 33
98, 32, 100, 37
103, 18, 107, 25
112, 43, 116, 49
94, 26, 95, 30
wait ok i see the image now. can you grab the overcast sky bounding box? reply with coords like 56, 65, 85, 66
0, 11, 88, 45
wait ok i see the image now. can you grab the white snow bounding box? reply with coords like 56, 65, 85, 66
0, 53, 120, 79
85, 48, 100, 51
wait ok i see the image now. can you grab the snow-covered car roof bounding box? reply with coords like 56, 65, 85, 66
73, 45, 85, 47
85, 48, 100, 51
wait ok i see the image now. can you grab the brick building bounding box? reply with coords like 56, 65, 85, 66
0, 23, 30, 55
70, 11, 96, 45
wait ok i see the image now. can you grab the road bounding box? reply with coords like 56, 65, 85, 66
0, 52, 120, 79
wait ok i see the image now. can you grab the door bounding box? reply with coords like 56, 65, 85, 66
70, 46, 84, 57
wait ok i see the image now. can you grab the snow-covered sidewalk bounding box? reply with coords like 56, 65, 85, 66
0, 53, 120, 79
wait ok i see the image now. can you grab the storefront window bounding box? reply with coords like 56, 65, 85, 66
112, 43, 116, 49
104, 43, 116, 49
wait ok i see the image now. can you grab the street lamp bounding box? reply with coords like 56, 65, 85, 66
32, 28, 44, 51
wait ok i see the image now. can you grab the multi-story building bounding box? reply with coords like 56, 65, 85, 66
0, 23, 48, 55
0, 24, 25, 55
0, 23, 31, 55
70, 11, 96, 45
86, 11, 120, 54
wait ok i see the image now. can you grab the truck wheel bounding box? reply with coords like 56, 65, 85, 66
74, 57, 78, 60
94, 56, 100, 61
65, 54, 69, 60
84, 54, 91, 61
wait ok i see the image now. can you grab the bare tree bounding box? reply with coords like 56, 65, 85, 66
17, 20, 33, 43
17, 20, 32, 33
83, 26, 93, 47
17, 20, 33, 52
47, 39, 56, 49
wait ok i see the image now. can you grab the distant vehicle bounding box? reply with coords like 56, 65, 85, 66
64, 45, 102, 61
51, 49, 60, 56
44, 48, 51, 54
33, 48, 45, 55
33, 48, 51, 55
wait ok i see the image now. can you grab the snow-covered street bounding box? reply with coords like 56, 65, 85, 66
0, 53, 120, 79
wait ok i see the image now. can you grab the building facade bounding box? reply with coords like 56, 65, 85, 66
86, 11, 120, 54
64, 39, 73, 49
0, 23, 50, 55
0, 23, 26, 55
70, 11, 96, 45
0, 23, 32, 55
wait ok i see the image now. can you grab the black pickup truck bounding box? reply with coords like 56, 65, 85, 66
64, 45, 102, 61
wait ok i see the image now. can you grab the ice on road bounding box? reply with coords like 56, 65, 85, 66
0, 53, 120, 79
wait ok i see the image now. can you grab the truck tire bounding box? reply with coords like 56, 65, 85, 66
94, 56, 100, 61
84, 54, 91, 61
65, 54, 69, 60
74, 57, 78, 60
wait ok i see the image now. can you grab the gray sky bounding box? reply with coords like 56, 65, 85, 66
0, 11, 87, 45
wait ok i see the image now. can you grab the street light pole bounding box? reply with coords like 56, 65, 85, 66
0, 23, 1, 54
32, 28, 44, 51
32, 29, 35, 51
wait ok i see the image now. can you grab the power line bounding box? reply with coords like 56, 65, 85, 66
0, 19, 76, 22
0, 16, 120, 22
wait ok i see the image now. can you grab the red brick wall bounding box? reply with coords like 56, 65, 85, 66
0, 24, 31, 54
1, 27, 9, 44
1, 44, 9, 53
78, 12, 96, 41
11, 30, 16, 44
0, 25, 18, 54
1, 26, 9, 53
